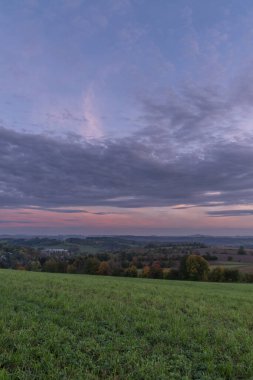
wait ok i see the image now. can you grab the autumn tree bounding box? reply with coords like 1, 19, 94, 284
97, 261, 110, 275
180, 255, 209, 281
149, 261, 163, 279
142, 265, 150, 278
124, 265, 138, 277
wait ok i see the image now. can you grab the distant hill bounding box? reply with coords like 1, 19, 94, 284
2, 234, 253, 248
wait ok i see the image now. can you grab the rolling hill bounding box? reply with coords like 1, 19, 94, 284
0, 270, 252, 379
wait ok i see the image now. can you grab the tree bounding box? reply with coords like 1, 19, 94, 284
29, 261, 42, 272
149, 261, 163, 279
167, 268, 180, 280
223, 268, 240, 282
72, 257, 86, 274
180, 255, 209, 281
97, 261, 110, 275
43, 258, 59, 273
209, 267, 225, 282
85, 257, 100, 274
66, 263, 77, 274
124, 265, 138, 277
107, 260, 123, 276
238, 246, 246, 255
142, 265, 150, 278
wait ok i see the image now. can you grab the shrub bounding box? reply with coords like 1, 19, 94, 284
243, 273, 253, 283
166, 269, 180, 280
223, 268, 240, 282
163, 269, 170, 279
15, 265, 26, 271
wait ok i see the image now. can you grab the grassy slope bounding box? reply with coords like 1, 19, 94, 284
0, 270, 253, 380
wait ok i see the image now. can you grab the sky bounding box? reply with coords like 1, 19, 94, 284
1, 0, 253, 235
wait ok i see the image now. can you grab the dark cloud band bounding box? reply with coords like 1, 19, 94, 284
1, 79, 253, 211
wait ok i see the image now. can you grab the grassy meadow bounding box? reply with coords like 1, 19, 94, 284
0, 270, 253, 379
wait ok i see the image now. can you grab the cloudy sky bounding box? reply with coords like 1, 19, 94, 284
1, 0, 253, 235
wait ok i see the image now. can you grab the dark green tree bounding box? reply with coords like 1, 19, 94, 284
238, 246, 246, 255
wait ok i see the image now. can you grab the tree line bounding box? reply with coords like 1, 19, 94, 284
0, 244, 253, 282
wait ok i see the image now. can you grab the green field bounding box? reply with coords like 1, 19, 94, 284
0, 270, 253, 379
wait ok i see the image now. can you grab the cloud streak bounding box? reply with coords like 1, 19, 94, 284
208, 210, 253, 217
29, 207, 117, 215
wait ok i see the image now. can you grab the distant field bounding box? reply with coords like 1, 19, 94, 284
210, 261, 253, 273
0, 270, 253, 379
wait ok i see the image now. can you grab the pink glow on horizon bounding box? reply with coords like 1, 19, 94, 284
1, 205, 253, 235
